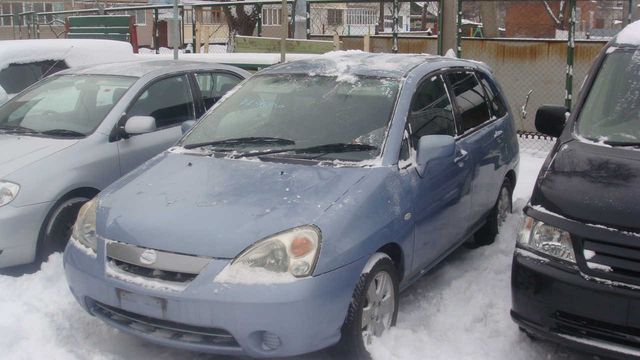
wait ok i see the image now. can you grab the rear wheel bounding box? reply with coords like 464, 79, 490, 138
335, 255, 399, 360
36, 192, 95, 263
474, 177, 513, 246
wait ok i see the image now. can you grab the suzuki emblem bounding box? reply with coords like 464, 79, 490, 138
139, 249, 157, 265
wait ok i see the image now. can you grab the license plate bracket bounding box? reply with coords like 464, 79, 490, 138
116, 289, 166, 319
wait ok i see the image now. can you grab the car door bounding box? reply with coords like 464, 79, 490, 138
116, 74, 196, 175
445, 70, 501, 228
193, 72, 243, 116
401, 73, 473, 272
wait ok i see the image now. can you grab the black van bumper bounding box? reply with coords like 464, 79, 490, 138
511, 249, 640, 359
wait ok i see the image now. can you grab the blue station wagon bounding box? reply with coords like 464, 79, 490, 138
64, 52, 519, 359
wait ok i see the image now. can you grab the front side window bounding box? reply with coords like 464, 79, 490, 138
182, 74, 400, 162
477, 72, 507, 119
577, 49, 640, 145
408, 74, 456, 143
195, 72, 242, 110
446, 71, 492, 134
128, 75, 195, 128
0, 74, 135, 136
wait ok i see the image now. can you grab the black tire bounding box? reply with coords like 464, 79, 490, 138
334, 255, 400, 360
36, 192, 95, 263
474, 177, 513, 246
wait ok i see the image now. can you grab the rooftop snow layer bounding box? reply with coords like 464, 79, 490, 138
616, 20, 640, 45
0, 39, 135, 72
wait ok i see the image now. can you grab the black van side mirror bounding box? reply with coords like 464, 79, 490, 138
535, 105, 567, 138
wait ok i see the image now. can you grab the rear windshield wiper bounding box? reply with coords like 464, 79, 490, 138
183, 137, 296, 150
40, 129, 86, 138
236, 143, 378, 158
603, 140, 640, 147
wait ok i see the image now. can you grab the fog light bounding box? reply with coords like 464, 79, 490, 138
261, 331, 281, 351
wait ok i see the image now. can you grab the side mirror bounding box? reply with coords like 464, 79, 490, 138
181, 120, 196, 135
535, 105, 567, 138
124, 116, 156, 135
416, 135, 456, 177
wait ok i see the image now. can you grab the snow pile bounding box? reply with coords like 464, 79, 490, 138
0, 39, 135, 72
616, 20, 640, 45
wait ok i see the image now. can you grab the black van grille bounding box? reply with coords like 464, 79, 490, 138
578, 235, 640, 286
554, 312, 640, 348
91, 300, 239, 348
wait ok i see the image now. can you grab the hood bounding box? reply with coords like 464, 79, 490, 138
531, 139, 640, 231
0, 134, 79, 178
98, 152, 372, 259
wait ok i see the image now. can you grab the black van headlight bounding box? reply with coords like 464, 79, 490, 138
517, 216, 575, 263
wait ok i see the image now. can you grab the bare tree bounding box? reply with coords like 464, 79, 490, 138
222, 1, 260, 36
541, 0, 568, 30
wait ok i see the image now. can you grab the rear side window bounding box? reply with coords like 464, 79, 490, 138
0, 60, 68, 94
129, 75, 195, 128
446, 71, 492, 134
195, 72, 242, 110
477, 72, 507, 118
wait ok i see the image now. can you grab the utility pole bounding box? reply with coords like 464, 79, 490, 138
280, 0, 288, 62
173, 0, 179, 60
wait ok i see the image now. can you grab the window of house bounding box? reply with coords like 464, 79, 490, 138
327, 9, 344, 26
262, 7, 282, 26
407, 74, 456, 144
446, 71, 492, 134
346, 8, 376, 25
128, 75, 195, 129
0, 3, 12, 27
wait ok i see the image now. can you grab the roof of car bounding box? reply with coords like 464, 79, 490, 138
60, 59, 249, 78
260, 51, 482, 78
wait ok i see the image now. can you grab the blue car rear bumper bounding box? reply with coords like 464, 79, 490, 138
63, 239, 366, 358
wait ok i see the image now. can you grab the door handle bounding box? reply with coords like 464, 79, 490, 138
454, 150, 468, 164
494, 130, 504, 139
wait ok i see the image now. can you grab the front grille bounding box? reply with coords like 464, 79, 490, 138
91, 300, 239, 348
554, 312, 640, 348
105, 240, 212, 284
578, 235, 640, 286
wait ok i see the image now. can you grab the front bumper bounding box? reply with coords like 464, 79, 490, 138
64, 239, 366, 358
0, 201, 51, 268
511, 248, 640, 359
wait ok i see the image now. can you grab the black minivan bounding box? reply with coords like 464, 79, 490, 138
511, 21, 640, 358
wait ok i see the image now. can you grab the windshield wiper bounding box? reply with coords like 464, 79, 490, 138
236, 143, 378, 158
183, 137, 296, 150
603, 140, 640, 147
0, 124, 39, 134
40, 129, 86, 138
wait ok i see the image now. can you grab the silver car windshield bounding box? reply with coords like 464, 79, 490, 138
181, 74, 400, 162
0, 74, 136, 137
577, 49, 640, 146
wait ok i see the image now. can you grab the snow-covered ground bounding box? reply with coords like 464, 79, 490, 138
0, 144, 591, 360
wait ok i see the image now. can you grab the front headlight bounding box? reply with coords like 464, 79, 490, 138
72, 198, 98, 252
0, 181, 20, 207
517, 216, 575, 263
215, 225, 321, 284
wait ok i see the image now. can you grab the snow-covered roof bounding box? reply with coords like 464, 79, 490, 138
135, 52, 316, 65
62, 59, 245, 78
0, 39, 135, 72
615, 20, 640, 46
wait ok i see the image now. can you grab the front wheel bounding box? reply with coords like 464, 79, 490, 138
335, 255, 399, 359
37, 195, 92, 263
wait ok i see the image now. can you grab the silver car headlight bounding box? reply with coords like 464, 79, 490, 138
72, 198, 98, 252
517, 216, 575, 263
0, 181, 20, 207
215, 225, 321, 284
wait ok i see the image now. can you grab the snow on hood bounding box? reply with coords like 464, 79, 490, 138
0, 134, 79, 178
0, 39, 135, 72
616, 20, 640, 46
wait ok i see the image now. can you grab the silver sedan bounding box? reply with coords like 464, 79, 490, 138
0, 60, 250, 268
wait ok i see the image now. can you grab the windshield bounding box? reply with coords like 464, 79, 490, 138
0, 74, 136, 137
577, 49, 640, 145
181, 74, 400, 162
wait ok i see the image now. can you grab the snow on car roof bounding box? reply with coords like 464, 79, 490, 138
615, 20, 640, 46
62, 59, 247, 78
0, 39, 135, 71
260, 50, 459, 79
